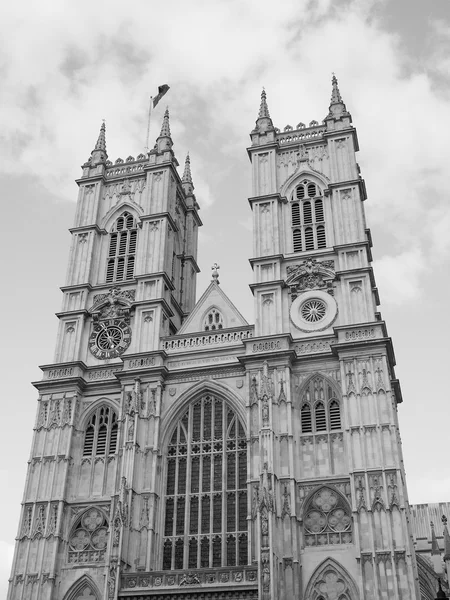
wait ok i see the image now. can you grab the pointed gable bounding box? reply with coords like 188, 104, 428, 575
177, 282, 249, 335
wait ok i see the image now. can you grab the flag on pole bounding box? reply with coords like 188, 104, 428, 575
153, 84, 170, 108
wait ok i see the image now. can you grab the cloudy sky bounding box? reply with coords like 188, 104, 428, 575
1, 0, 450, 594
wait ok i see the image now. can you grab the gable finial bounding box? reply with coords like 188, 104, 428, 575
211, 263, 220, 284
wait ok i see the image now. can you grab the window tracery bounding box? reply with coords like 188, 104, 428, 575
83, 405, 118, 457
163, 395, 248, 570
291, 180, 327, 252
303, 487, 352, 547
68, 508, 109, 564
300, 377, 341, 434
203, 308, 224, 331
106, 212, 137, 283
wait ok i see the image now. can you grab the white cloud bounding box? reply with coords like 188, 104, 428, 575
374, 249, 426, 305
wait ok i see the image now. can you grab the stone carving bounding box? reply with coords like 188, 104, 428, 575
47, 504, 58, 535
179, 572, 201, 586
90, 287, 135, 319
370, 475, 385, 511
108, 560, 117, 599
375, 360, 386, 392
356, 477, 367, 510
388, 473, 400, 509
359, 362, 372, 395
37, 402, 48, 428
286, 258, 335, 299
261, 549, 270, 593
278, 379, 287, 403
126, 379, 142, 416
139, 496, 149, 530
112, 477, 128, 546
33, 505, 46, 537
281, 485, 291, 519
346, 366, 356, 395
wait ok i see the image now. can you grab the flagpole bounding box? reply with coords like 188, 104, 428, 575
145, 96, 153, 152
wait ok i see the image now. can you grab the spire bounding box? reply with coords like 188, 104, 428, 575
326, 73, 349, 121
89, 120, 108, 166
181, 152, 194, 197
94, 121, 106, 152
158, 107, 171, 139
252, 88, 275, 136
155, 107, 173, 153
182, 153, 193, 185
431, 521, 441, 556
330, 73, 343, 105
442, 515, 450, 561
258, 88, 271, 119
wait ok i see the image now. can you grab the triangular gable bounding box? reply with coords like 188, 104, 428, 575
178, 282, 249, 335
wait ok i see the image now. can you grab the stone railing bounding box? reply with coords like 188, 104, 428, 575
120, 566, 258, 592
277, 126, 326, 145
162, 328, 254, 352
105, 162, 145, 178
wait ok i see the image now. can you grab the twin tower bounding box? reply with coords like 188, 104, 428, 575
8, 79, 425, 600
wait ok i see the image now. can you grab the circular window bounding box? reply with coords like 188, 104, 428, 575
290, 290, 338, 333
300, 299, 326, 323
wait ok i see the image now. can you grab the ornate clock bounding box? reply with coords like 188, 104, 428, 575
88, 319, 132, 359
88, 287, 135, 360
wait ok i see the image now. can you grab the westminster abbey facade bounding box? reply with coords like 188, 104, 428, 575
7, 78, 450, 600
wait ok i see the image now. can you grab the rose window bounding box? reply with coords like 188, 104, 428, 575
300, 299, 326, 322
304, 487, 352, 547
68, 508, 109, 564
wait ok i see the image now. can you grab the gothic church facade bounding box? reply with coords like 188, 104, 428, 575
8, 79, 444, 600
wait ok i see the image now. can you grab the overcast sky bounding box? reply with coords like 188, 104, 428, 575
1, 0, 450, 595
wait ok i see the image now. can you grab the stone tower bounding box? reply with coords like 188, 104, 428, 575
245, 79, 420, 599
8, 79, 422, 600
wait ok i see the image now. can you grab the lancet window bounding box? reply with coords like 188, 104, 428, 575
291, 180, 326, 252
303, 487, 352, 547
163, 395, 248, 570
300, 377, 341, 434
83, 405, 118, 457
68, 508, 109, 564
106, 212, 137, 283
203, 308, 224, 331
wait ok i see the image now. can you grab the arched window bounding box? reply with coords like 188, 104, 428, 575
300, 377, 341, 434
303, 487, 352, 546
203, 308, 224, 331
83, 406, 118, 457
163, 395, 248, 570
106, 212, 137, 283
291, 180, 327, 252
68, 508, 109, 564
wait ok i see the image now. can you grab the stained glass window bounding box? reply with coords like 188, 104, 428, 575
163, 395, 248, 569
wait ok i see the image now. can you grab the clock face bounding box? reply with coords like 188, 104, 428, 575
89, 318, 132, 359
